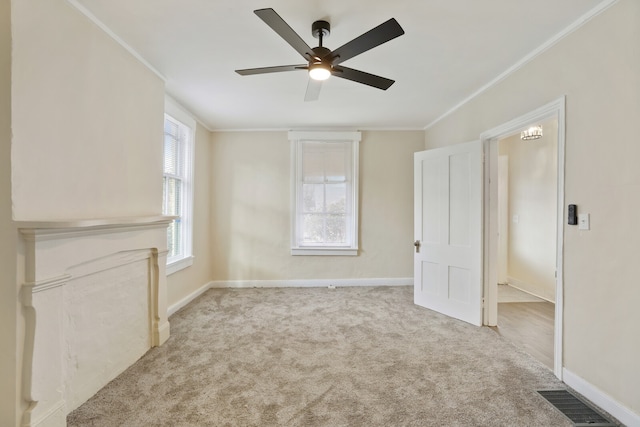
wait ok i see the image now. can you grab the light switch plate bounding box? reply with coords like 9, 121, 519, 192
578, 213, 590, 230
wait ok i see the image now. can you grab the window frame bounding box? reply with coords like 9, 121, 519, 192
289, 131, 360, 256
163, 98, 195, 274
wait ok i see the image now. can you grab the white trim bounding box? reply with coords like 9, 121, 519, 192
479, 97, 565, 141
65, 0, 166, 82
16, 216, 175, 239
164, 98, 196, 268
481, 96, 566, 379
563, 369, 640, 427
291, 248, 358, 256
166, 255, 194, 276
165, 96, 196, 131
290, 131, 361, 255
166, 279, 411, 314
64, 249, 154, 282
424, 0, 619, 131
288, 131, 362, 142
213, 127, 425, 132
167, 278, 411, 315
210, 278, 413, 288
167, 280, 212, 317
164, 94, 213, 132
506, 277, 554, 303
31, 399, 66, 427
24, 275, 71, 294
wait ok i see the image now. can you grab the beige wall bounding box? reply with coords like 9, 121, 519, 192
425, 0, 640, 414
9, 1, 168, 424
210, 130, 423, 282
1, 0, 18, 425
11, 0, 164, 221
500, 119, 557, 301
167, 122, 213, 304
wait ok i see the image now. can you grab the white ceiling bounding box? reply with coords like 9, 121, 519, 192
72, 0, 604, 131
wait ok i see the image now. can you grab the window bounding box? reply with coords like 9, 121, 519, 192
290, 131, 360, 255
163, 99, 195, 274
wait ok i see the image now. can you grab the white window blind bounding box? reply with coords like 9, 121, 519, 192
290, 131, 360, 256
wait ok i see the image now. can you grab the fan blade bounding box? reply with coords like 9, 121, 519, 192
236, 65, 307, 75
254, 8, 315, 60
304, 78, 323, 102
327, 18, 404, 66
332, 66, 395, 90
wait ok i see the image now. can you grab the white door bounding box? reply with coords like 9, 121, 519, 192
414, 140, 483, 326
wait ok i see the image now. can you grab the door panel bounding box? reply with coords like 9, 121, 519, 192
414, 141, 483, 326
421, 158, 440, 245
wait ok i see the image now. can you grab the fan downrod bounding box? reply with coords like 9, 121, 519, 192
312, 20, 330, 47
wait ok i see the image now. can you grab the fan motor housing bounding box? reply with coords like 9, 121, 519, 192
312, 20, 330, 39
311, 46, 331, 61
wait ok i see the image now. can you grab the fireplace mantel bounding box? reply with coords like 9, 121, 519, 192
18, 215, 175, 427
17, 215, 176, 236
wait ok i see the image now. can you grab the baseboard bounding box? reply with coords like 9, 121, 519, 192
507, 276, 554, 303
168, 281, 213, 317
168, 278, 411, 315
155, 321, 170, 346
563, 368, 640, 427
209, 277, 413, 289
31, 399, 66, 427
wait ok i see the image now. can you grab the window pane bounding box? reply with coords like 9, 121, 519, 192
325, 143, 349, 182
164, 134, 179, 175
164, 175, 183, 258
167, 218, 182, 258
164, 177, 182, 216
325, 183, 346, 213
162, 176, 167, 212
325, 214, 347, 244
302, 214, 324, 243
302, 143, 324, 182
302, 184, 324, 213
301, 213, 348, 245
164, 118, 179, 138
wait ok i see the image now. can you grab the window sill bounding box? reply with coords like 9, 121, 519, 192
291, 248, 358, 256
166, 255, 194, 275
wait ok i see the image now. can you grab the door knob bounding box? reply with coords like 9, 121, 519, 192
414, 240, 421, 253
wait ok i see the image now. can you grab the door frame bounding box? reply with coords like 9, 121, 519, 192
480, 96, 566, 379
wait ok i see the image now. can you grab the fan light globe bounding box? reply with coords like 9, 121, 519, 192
309, 64, 331, 81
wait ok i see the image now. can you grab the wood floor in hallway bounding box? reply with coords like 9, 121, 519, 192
494, 301, 555, 370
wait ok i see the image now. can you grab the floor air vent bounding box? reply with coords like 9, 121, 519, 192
537, 390, 618, 426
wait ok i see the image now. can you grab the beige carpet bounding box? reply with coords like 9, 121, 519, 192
68, 286, 571, 426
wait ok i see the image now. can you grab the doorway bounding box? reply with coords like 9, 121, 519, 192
482, 97, 566, 379
494, 117, 558, 370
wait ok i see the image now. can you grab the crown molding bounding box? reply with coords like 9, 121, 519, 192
66, 0, 166, 82
424, 0, 619, 131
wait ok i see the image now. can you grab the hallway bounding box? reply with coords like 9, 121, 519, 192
494, 285, 554, 369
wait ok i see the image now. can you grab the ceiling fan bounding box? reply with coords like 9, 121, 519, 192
235, 8, 405, 101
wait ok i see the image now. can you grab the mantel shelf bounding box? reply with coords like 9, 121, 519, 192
16, 215, 177, 237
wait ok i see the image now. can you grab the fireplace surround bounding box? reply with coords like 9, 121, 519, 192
17, 216, 174, 427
